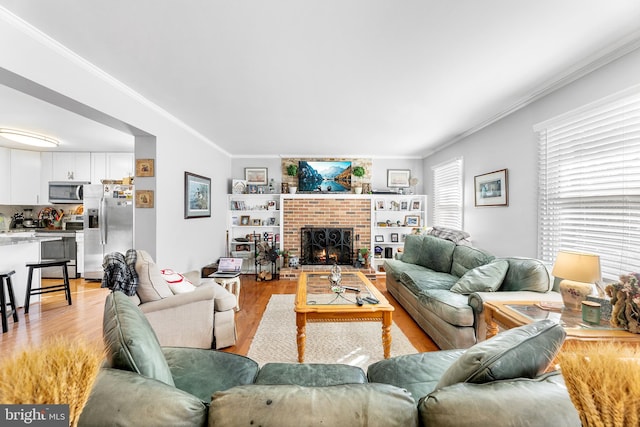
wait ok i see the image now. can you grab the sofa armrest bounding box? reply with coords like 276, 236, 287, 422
138, 282, 215, 314
419, 372, 580, 427
198, 278, 237, 312
79, 368, 207, 427
182, 270, 202, 284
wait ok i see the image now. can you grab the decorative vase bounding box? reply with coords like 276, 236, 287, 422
354, 187, 363, 194
560, 280, 593, 311
289, 186, 297, 194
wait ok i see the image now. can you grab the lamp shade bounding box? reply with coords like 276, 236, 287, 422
552, 251, 601, 283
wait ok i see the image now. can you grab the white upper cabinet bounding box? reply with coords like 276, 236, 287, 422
52, 152, 91, 181
10, 149, 41, 205
40, 152, 53, 202
0, 147, 10, 204
90, 152, 106, 184
106, 153, 134, 180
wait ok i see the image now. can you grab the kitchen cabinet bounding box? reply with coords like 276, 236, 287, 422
90, 153, 106, 184
52, 152, 90, 181
0, 147, 10, 204
10, 149, 41, 205
40, 152, 53, 202
371, 194, 427, 274
90, 152, 134, 182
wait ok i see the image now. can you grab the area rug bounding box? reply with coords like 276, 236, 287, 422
247, 294, 418, 369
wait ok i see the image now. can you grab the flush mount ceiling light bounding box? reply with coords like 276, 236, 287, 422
0, 128, 60, 148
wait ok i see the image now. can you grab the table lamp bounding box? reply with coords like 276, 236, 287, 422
552, 251, 601, 311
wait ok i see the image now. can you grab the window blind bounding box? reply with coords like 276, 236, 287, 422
536, 86, 640, 280
432, 157, 463, 230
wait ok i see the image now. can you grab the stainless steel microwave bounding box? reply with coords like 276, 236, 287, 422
49, 181, 90, 204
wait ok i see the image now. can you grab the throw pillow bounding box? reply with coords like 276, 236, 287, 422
400, 235, 423, 265
135, 250, 173, 303
160, 269, 197, 294
435, 319, 565, 390
450, 259, 509, 294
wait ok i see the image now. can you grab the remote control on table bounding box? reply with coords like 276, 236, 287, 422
356, 296, 364, 306
342, 286, 361, 293
363, 296, 379, 304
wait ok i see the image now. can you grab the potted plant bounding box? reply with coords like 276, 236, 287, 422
352, 165, 366, 194
286, 164, 298, 194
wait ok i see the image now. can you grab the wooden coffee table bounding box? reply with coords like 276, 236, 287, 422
295, 271, 394, 363
484, 300, 640, 350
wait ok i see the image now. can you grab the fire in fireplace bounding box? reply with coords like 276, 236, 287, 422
301, 227, 353, 265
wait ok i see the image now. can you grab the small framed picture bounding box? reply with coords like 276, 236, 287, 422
267, 200, 277, 210
269, 217, 277, 226
135, 190, 154, 208
245, 167, 268, 185
248, 184, 258, 194
232, 179, 247, 194
475, 169, 508, 207
184, 172, 211, 219
405, 215, 420, 227
400, 200, 408, 210
252, 219, 261, 226
135, 159, 154, 177
375, 199, 387, 210
410, 199, 422, 211
387, 169, 411, 188
391, 233, 399, 243
375, 235, 384, 242
240, 215, 250, 226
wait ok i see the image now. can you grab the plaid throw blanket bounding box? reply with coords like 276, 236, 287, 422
428, 226, 471, 244
101, 249, 138, 296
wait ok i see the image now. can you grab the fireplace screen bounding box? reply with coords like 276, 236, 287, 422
301, 227, 353, 265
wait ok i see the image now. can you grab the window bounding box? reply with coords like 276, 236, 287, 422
432, 157, 463, 230
535, 86, 640, 280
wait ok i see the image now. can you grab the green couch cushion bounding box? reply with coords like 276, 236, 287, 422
255, 363, 367, 386
435, 320, 566, 389
399, 234, 423, 265
417, 235, 456, 273
162, 347, 259, 402
367, 350, 464, 400
450, 260, 509, 294
417, 289, 475, 327
384, 259, 432, 281
79, 368, 207, 427
208, 384, 418, 427
103, 291, 175, 386
450, 245, 495, 278
499, 257, 552, 292
400, 270, 458, 295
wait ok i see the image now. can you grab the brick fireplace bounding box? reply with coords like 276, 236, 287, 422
280, 195, 372, 278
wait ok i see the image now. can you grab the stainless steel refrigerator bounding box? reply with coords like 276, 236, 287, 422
83, 184, 134, 280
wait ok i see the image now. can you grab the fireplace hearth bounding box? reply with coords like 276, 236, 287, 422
301, 227, 353, 265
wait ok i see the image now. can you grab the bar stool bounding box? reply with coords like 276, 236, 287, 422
24, 259, 72, 314
0, 270, 18, 333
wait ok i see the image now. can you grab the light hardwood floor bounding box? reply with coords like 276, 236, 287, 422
0, 275, 438, 359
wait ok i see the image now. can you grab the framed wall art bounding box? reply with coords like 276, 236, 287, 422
184, 172, 211, 218
391, 233, 399, 243
404, 215, 420, 227
245, 167, 268, 185
375, 235, 384, 242
475, 169, 508, 207
135, 159, 154, 177
387, 169, 411, 188
135, 190, 154, 208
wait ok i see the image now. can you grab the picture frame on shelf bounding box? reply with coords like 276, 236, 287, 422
232, 179, 247, 194
410, 199, 422, 211
404, 215, 420, 227
184, 172, 211, 219
135, 159, 154, 177
391, 233, 399, 243
400, 200, 408, 210
375, 235, 384, 242
475, 168, 508, 207
245, 167, 268, 185
248, 184, 258, 194
240, 215, 250, 226
252, 219, 262, 226
267, 200, 277, 210
387, 169, 411, 188
375, 199, 387, 210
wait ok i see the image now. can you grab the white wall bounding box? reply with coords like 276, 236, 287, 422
423, 47, 640, 257
0, 14, 230, 271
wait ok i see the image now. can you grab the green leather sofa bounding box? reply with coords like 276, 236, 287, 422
384, 234, 561, 349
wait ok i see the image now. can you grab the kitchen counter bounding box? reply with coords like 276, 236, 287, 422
0, 233, 62, 246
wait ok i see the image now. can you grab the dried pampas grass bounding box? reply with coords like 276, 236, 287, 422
558, 342, 640, 427
0, 337, 104, 427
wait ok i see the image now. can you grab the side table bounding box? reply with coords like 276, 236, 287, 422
211, 276, 241, 311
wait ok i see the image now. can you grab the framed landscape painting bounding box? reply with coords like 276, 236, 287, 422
387, 169, 411, 188
475, 169, 508, 207
245, 167, 268, 185
185, 172, 211, 218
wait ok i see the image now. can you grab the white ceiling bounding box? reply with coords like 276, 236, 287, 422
1, 1, 640, 157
